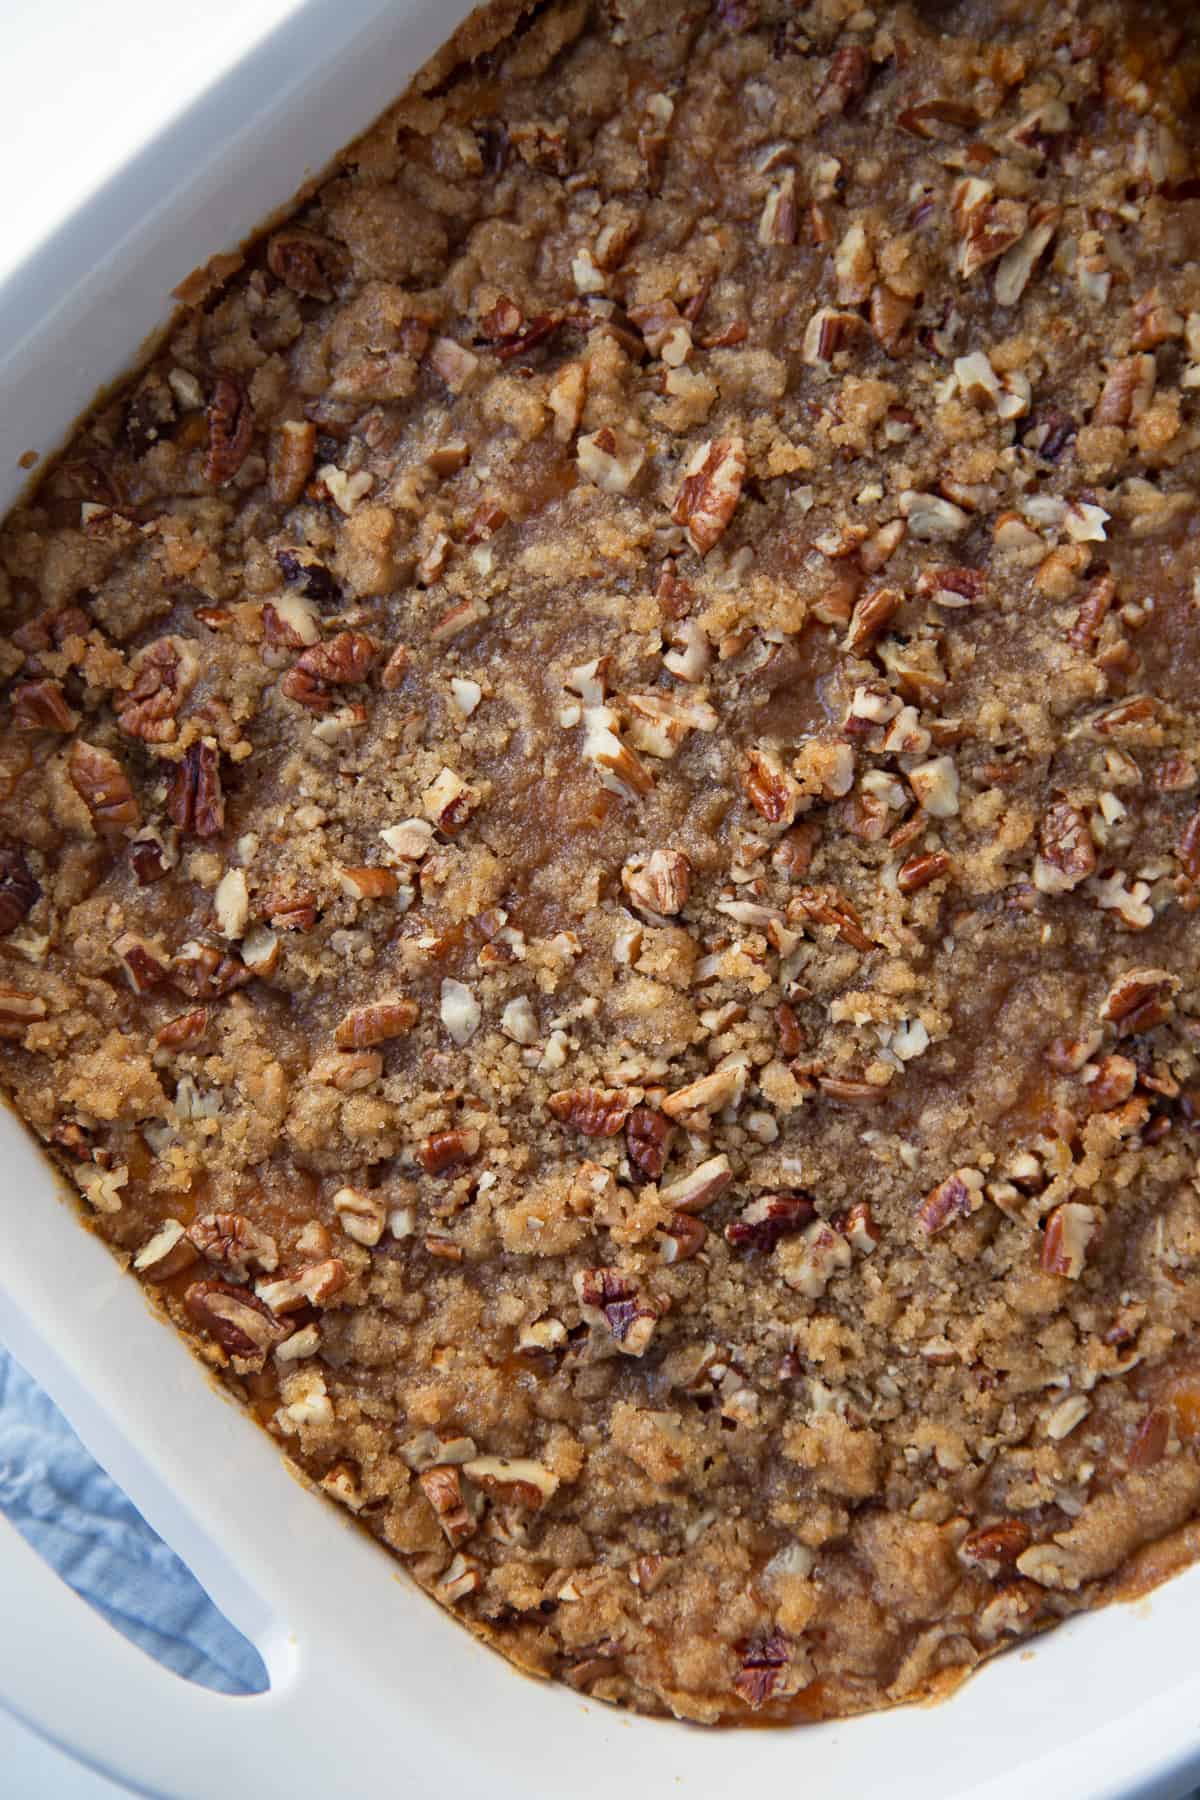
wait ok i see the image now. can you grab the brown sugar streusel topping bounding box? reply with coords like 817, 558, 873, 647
3, 0, 1200, 1726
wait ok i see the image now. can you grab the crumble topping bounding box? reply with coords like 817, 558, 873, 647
2, 0, 1200, 1725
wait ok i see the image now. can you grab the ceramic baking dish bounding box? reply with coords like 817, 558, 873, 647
2, 3, 1200, 1794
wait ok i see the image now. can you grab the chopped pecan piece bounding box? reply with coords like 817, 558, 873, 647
573, 1267, 659, 1356
916, 1167, 983, 1235
1099, 968, 1179, 1033
1068, 573, 1116, 651
0, 845, 40, 936
790, 886, 874, 952
817, 45, 869, 115
168, 741, 225, 839
171, 940, 252, 1000
334, 998, 419, 1048
265, 227, 347, 299
672, 436, 746, 556
1034, 801, 1095, 894
725, 1192, 816, 1252
12, 679, 77, 733
897, 851, 951, 894
268, 420, 317, 507
621, 848, 691, 917
0, 986, 47, 1039
129, 830, 173, 886
67, 740, 140, 839
549, 1086, 634, 1137
276, 549, 341, 604
659, 1155, 733, 1213
478, 297, 562, 361
1040, 1201, 1097, 1278
113, 931, 170, 994
281, 631, 378, 711
843, 586, 903, 655
959, 1519, 1031, 1575
417, 1127, 480, 1175
733, 1630, 791, 1710
155, 1006, 209, 1049
1128, 1406, 1171, 1471
190, 1211, 279, 1280
133, 1218, 199, 1281
662, 1059, 745, 1129
660, 1212, 707, 1263
183, 1280, 285, 1366
462, 1454, 560, 1508
1084, 1054, 1137, 1111
1178, 806, 1200, 882
741, 748, 798, 826
626, 1106, 673, 1182
256, 1258, 348, 1315
203, 374, 254, 486
332, 1186, 386, 1247
419, 1466, 477, 1546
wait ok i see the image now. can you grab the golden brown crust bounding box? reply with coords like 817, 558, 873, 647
3, 0, 1200, 1727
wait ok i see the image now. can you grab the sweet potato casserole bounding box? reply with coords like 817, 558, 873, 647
1, 0, 1200, 1724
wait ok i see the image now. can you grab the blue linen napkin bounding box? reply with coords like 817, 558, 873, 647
0, 1343, 266, 1695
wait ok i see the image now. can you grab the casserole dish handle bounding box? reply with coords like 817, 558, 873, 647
0, 1513, 349, 1800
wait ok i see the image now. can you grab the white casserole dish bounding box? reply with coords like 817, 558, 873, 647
2, 4, 1200, 1794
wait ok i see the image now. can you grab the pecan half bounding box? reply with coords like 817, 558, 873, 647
626, 1106, 674, 1182
117, 637, 197, 744
12, 679, 77, 733
168, 741, 225, 839
280, 631, 378, 711
733, 1630, 791, 1710
573, 1267, 659, 1356
0, 845, 40, 936
334, 999, 420, 1048
548, 1086, 634, 1137
190, 1211, 279, 1280
725, 1192, 816, 1251
67, 740, 140, 838
672, 436, 746, 556
1099, 967, 1179, 1033
203, 375, 255, 486
183, 1280, 285, 1366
